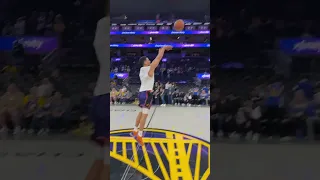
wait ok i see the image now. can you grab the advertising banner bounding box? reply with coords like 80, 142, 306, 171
110, 30, 210, 35
0, 36, 58, 54
110, 73, 129, 79
197, 73, 210, 79
110, 43, 210, 48
279, 38, 320, 55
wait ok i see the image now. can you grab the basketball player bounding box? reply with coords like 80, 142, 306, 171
85, 2, 109, 180
131, 45, 172, 146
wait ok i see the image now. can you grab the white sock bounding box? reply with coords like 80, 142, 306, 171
133, 126, 138, 132
138, 131, 143, 137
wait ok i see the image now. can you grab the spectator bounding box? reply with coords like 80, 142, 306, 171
28, 92, 51, 136
50, 69, 67, 95
53, 14, 65, 34
160, 88, 166, 106
288, 90, 309, 139
110, 88, 118, 105
1, 21, 13, 36
49, 91, 69, 132
0, 84, 24, 137
36, 12, 47, 35
37, 78, 53, 98
22, 86, 38, 132
14, 17, 26, 36
199, 90, 208, 105
264, 81, 284, 138
168, 82, 174, 104
44, 10, 55, 35
153, 88, 160, 105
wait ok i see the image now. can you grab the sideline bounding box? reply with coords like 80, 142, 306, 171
0, 140, 95, 180
212, 144, 320, 180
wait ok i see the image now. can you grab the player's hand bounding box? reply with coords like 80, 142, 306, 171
163, 45, 173, 51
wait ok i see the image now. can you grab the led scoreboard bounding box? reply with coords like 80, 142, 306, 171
110, 22, 210, 35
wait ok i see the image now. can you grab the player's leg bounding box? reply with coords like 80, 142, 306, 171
86, 94, 110, 180
136, 91, 153, 146
85, 146, 104, 180
98, 146, 110, 180
85, 144, 109, 180
131, 111, 142, 137
132, 91, 145, 137
135, 109, 148, 146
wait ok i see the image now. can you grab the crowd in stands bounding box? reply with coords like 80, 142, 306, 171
111, 78, 210, 107
110, 55, 210, 107
0, 0, 103, 138
211, 70, 320, 142
209, 1, 320, 142
1, 11, 65, 37
111, 56, 209, 83
0, 68, 96, 138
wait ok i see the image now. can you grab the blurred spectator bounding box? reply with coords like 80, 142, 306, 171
22, 86, 38, 132
0, 84, 24, 137
53, 14, 65, 34
36, 12, 46, 35
49, 91, 69, 132
14, 17, 26, 36
1, 21, 13, 36
37, 78, 53, 98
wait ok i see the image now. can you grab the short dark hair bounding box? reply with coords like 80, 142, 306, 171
138, 56, 148, 67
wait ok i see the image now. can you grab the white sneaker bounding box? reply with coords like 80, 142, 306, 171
163, 104, 166, 107
175, 103, 177, 106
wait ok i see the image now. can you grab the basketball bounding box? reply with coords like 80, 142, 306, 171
174, 19, 185, 31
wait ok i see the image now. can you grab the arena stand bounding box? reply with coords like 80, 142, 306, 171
0, 4, 210, 138
211, 1, 320, 142
110, 19, 210, 107
0, 0, 102, 138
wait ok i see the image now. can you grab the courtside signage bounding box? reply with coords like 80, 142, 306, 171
279, 38, 320, 55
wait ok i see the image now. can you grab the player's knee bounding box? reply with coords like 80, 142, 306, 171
142, 108, 149, 114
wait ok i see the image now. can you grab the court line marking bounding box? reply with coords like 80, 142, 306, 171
121, 107, 157, 180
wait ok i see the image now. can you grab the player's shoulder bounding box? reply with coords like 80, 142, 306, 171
140, 66, 150, 70
97, 16, 110, 27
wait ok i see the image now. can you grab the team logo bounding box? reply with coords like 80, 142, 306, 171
110, 128, 210, 180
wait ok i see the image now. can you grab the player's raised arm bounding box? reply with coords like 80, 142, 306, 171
148, 45, 172, 77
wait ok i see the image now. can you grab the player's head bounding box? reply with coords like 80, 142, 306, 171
139, 56, 150, 67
